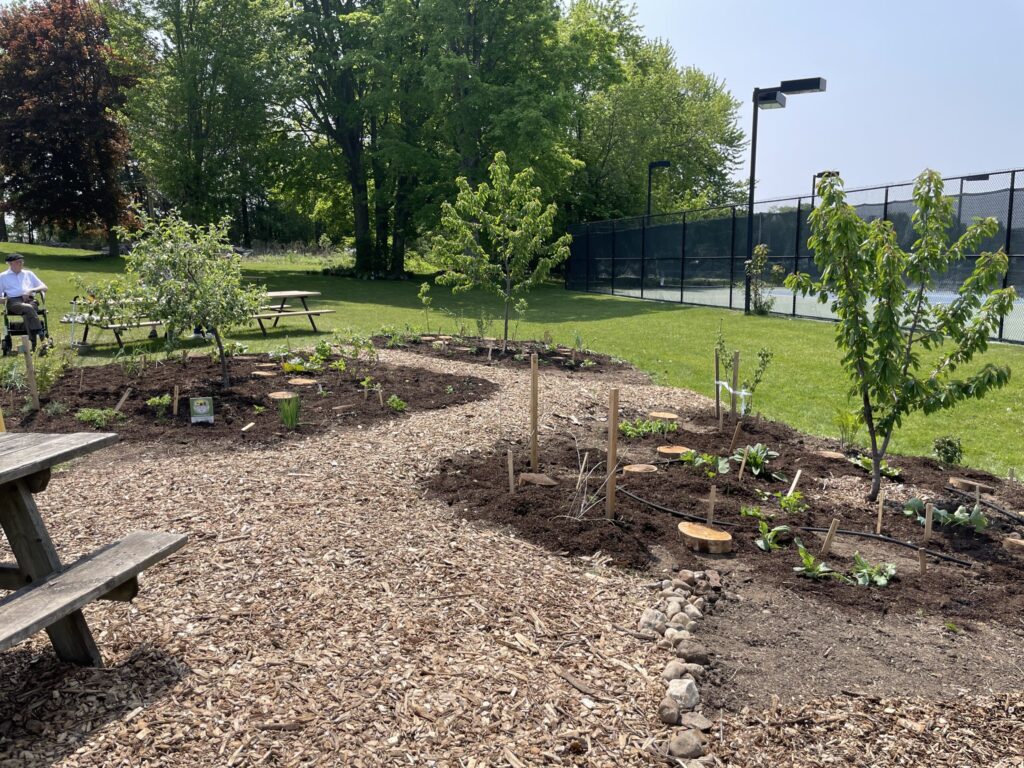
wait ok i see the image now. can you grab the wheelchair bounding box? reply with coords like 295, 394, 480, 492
1, 292, 50, 356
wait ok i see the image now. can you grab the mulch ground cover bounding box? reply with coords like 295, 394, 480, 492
8, 353, 497, 446
428, 406, 1024, 628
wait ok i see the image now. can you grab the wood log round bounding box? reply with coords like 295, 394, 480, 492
623, 464, 657, 474
949, 476, 996, 494
287, 377, 318, 386
657, 445, 692, 459
252, 370, 277, 378
815, 449, 847, 461
267, 391, 298, 401
648, 411, 679, 421
255, 362, 278, 369
677, 522, 733, 554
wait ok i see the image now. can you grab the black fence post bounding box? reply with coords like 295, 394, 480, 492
610, 220, 616, 295
584, 222, 591, 293
728, 207, 737, 309
882, 186, 890, 222
680, 212, 686, 304
792, 198, 801, 317
640, 214, 647, 299
1000, 171, 1016, 341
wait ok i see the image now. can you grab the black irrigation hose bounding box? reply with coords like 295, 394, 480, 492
944, 486, 1024, 527
618, 488, 974, 567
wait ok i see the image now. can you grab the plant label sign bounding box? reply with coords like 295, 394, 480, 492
190, 397, 214, 424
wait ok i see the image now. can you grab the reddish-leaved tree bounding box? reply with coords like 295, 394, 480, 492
0, 0, 131, 256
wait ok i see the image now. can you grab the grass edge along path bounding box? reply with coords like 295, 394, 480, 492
6, 242, 1023, 476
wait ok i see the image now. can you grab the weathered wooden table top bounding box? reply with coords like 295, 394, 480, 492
0, 433, 118, 488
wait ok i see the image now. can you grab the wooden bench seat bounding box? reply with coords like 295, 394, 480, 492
0, 530, 187, 654
251, 309, 335, 335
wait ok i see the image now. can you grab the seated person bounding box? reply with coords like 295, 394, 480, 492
0, 253, 48, 351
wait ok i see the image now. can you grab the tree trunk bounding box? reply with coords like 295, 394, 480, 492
862, 389, 882, 502
502, 298, 510, 353
107, 223, 119, 258
389, 175, 413, 277
212, 329, 230, 387
0, 209, 7, 242
240, 196, 252, 249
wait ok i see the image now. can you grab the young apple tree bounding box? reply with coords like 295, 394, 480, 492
786, 170, 1016, 500
430, 152, 571, 350
123, 211, 264, 385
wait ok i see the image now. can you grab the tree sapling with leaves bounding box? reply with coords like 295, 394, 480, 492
786, 171, 1016, 501
430, 152, 571, 351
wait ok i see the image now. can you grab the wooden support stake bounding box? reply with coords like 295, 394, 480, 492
918, 548, 927, 575
787, 469, 803, 497
974, 486, 981, 507
730, 351, 740, 419
114, 387, 132, 413
21, 337, 39, 412
507, 449, 515, 494
924, 503, 934, 543
820, 517, 840, 557
876, 491, 885, 535
530, 353, 539, 471
172, 385, 180, 416
1009, 467, 1016, 482
729, 421, 743, 454
488, 346, 493, 362
714, 350, 721, 423
706, 485, 717, 526
0, 404, 5, 432
377, 387, 384, 407
78, 366, 85, 394
241, 422, 255, 432
737, 446, 749, 480
606, 388, 619, 520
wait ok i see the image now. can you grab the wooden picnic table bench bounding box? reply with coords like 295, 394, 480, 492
59, 297, 162, 349
0, 432, 186, 666
253, 290, 334, 335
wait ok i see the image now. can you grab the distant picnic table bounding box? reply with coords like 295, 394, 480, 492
0, 432, 186, 666
253, 290, 334, 335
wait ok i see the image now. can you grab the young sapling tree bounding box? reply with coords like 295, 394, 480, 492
430, 152, 571, 351
786, 171, 1016, 500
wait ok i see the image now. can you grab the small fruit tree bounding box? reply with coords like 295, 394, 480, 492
430, 151, 571, 350
124, 211, 263, 385
786, 170, 1016, 501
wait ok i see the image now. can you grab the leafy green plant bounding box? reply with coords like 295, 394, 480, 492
0, 358, 26, 391
619, 418, 678, 439
732, 443, 779, 479
276, 395, 300, 429
715, 325, 774, 415
933, 435, 963, 466
444, 384, 455, 395
418, 282, 433, 332
833, 406, 862, 451
746, 243, 786, 315
34, 349, 70, 395
359, 376, 374, 396
740, 505, 772, 522
679, 450, 730, 478
849, 454, 901, 479
386, 394, 407, 412
776, 490, 808, 515
850, 553, 897, 586
793, 540, 837, 580
75, 407, 124, 429
114, 349, 148, 378
903, 498, 988, 533
786, 170, 1016, 501
253, 404, 266, 414
328, 359, 347, 372
146, 393, 172, 419
755, 521, 791, 552
42, 400, 68, 417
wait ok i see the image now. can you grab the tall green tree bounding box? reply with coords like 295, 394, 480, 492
786, 171, 1016, 500
0, 0, 132, 256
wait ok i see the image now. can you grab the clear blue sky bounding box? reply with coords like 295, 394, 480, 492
635, 0, 1024, 199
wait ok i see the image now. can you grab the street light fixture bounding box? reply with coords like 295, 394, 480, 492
647, 160, 672, 217
811, 169, 840, 198
744, 77, 826, 313
957, 173, 991, 227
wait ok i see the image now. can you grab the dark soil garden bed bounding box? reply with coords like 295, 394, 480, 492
427, 406, 1024, 628
8, 354, 497, 446
372, 333, 646, 381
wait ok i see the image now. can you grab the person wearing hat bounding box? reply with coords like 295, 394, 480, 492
0, 253, 48, 351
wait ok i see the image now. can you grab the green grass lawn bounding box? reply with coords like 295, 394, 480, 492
7, 242, 1022, 475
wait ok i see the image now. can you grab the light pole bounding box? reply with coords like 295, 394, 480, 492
957, 173, 990, 228
812, 170, 840, 197
647, 160, 671, 217
744, 77, 826, 313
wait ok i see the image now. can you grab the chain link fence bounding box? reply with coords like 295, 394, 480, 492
565, 168, 1024, 342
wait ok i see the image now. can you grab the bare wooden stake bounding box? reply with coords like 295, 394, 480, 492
241, 422, 256, 432
530, 353, 539, 471
820, 517, 840, 557
377, 387, 384, 407
507, 448, 515, 494
787, 469, 803, 497
21, 337, 39, 412
0, 404, 5, 432
606, 388, 619, 520
114, 387, 132, 413
714, 350, 721, 423
876, 491, 885, 535
706, 485, 717, 526
975, 485, 981, 507
728, 421, 743, 454
730, 351, 740, 419
172, 385, 180, 416
78, 366, 85, 394
487, 346, 493, 362
924, 503, 934, 543
737, 446, 749, 480
1009, 467, 1017, 482
918, 548, 927, 575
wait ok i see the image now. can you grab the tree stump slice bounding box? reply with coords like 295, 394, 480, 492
678, 522, 733, 554
657, 445, 692, 459
519, 473, 558, 487
649, 411, 679, 421
287, 377, 318, 386
623, 464, 657, 474
949, 476, 996, 494
1004, 538, 1024, 556
255, 362, 278, 369
815, 449, 847, 461
436, 335, 453, 341
252, 370, 277, 378
268, 391, 298, 401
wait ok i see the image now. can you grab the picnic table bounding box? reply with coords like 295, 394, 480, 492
59, 296, 162, 349
0, 433, 186, 666
252, 290, 334, 335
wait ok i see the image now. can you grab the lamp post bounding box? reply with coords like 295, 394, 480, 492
957, 173, 990, 228
812, 170, 840, 197
647, 160, 672, 217
744, 77, 826, 313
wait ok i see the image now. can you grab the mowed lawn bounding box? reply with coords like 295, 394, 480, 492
5, 241, 1023, 475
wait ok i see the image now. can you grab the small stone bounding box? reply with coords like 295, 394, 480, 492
684, 604, 703, 621
691, 597, 707, 612
24, 720, 44, 735
668, 729, 704, 758
677, 663, 705, 680
684, 620, 698, 633
680, 711, 715, 731
662, 659, 689, 682
672, 631, 694, 646
677, 569, 697, 585
656, 638, 674, 650
661, 579, 673, 589
692, 571, 706, 580
668, 611, 687, 626
706, 570, 722, 589
666, 600, 684, 617
658, 696, 681, 725
671, 579, 694, 593
676, 642, 711, 666
666, 678, 700, 710
655, 622, 668, 636
639, 607, 667, 632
